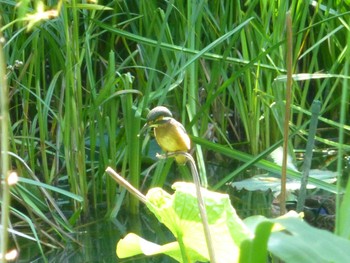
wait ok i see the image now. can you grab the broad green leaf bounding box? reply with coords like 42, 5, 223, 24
269, 217, 350, 263
244, 213, 350, 263
116, 233, 182, 261
117, 183, 350, 263
232, 169, 337, 195
117, 182, 252, 262
192, 136, 337, 193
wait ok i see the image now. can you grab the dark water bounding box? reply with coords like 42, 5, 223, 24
17, 209, 177, 263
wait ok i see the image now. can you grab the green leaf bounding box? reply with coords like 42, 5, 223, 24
239, 220, 273, 263
18, 177, 83, 202
269, 217, 350, 263
116, 233, 181, 260
338, 178, 350, 239
66, 3, 113, 10
117, 182, 252, 262
244, 213, 350, 263
117, 183, 350, 263
232, 169, 337, 194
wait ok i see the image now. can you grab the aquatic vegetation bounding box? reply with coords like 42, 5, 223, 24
1, 0, 350, 261
115, 181, 350, 263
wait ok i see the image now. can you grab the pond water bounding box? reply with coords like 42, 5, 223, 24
17, 209, 177, 263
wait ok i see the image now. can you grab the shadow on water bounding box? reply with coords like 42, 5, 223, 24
17, 208, 177, 263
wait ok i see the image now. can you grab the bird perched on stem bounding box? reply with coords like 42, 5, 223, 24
139, 106, 191, 164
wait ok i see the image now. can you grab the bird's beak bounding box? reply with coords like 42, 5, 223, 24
138, 123, 149, 137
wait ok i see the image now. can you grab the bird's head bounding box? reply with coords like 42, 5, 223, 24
139, 106, 173, 134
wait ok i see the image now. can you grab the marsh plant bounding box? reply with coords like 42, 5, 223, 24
0, 0, 350, 261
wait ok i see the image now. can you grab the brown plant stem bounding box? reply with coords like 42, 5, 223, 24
281, 11, 293, 215
0, 18, 11, 262
105, 167, 147, 204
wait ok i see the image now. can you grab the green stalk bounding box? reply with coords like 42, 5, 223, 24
84, 34, 98, 210
34, 35, 50, 183
62, 6, 79, 211
105, 52, 118, 211
62, 1, 88, 213
72, 0, 88, 214
335, 29, 350, 238
296, 100, 321, 212
187, 105, 207, 187
0, 20, 11, 262
186, 0, 208, 187
120, 74, 140, 214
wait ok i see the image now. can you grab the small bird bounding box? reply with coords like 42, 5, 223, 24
140, 106, 191, 164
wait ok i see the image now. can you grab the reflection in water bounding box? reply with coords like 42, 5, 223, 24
17, 209, 177, 263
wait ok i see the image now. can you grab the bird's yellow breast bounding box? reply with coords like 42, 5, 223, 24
153, 119, 191, 164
